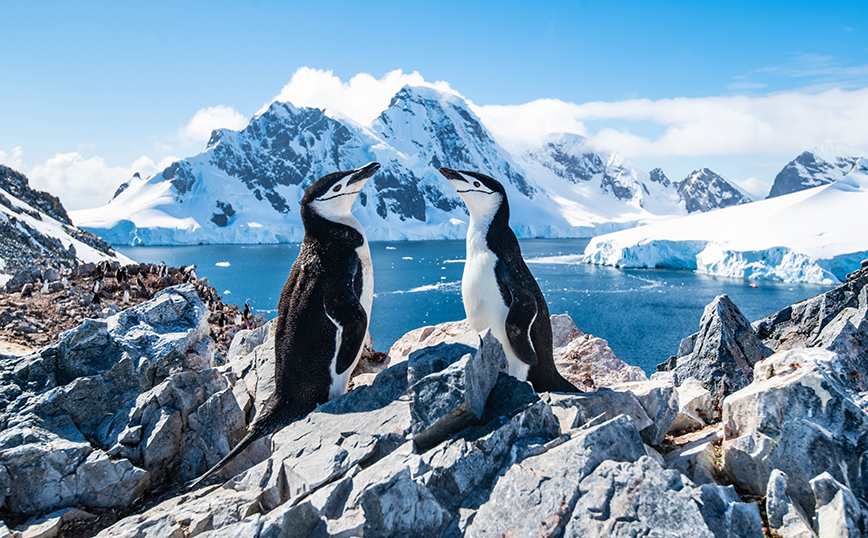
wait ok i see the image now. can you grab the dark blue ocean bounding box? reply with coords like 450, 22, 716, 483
117, 239, 831, 375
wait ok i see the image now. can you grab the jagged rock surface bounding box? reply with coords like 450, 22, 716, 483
0, 284, 247, 519
754, 262, 868, 392
722, 347, 868, 518
656, 294, 772, 417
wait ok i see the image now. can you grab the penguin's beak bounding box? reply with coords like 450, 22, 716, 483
348, 162, 380, 186
438, 167, 467, 184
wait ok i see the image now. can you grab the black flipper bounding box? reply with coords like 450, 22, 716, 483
324, 282, 368, 375
503, 276, 540, 367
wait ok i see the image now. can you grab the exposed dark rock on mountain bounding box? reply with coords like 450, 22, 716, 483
675, 168, 752, 213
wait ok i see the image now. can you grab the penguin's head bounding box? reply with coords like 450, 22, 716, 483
304, 162, 380, 221
439, 167, 505, 218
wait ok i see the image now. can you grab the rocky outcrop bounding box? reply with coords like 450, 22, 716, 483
656, 294, 773, 418
754, 261, 868, 392
675, 168, 752, 213
388, 314, 646, 391
2, 287, 765, 537
722, 347, 868, 524
10, 274, 868, 537
0, 284, 238, 518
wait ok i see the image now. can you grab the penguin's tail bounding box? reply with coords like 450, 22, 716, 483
185, 422, 268, 492
184, 398, 314, 492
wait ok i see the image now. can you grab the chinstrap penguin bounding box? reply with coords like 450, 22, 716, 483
188, 162, 380, 489
439, 167, 579, 393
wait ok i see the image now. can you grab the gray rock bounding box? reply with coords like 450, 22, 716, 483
0, 464, 8, 509
722, 348, 868, 516
611, 379, 678, 445
542, 389, 653, 434
663, 426, 722, 485
225, 321, 273, 363
0, 284, 225, 518
410, 330, 508, 450
74, 451, 150, 508
659, 294, 773, 418
564, 456, 762, 538
669, 377, 715, 433
754, 265, 868, 392
258, 501, 323, 538
465, 414, 648, 537
766, 470, 816, 538
388, 319, 480, 367
810, 472, 866, 538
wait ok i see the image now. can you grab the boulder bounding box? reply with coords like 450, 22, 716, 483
388, 320, 479, 367
410, 330, 509, 450
610, 379, 679, 445
669, 377, 715, 433
552, 317, 647, 390
766, 470, 816, 538
722, 348, 868, 516
542, 390, 653, 435
390, 315, 646, 391
811, 472, 866, 538
663, 426, 722, 485
755, 263, 868, 392
656, 295, 773, 418
564, 456, 763, 538
465, 415, 648, 537
14, 507, 96, 538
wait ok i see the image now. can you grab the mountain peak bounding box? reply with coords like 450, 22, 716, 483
767, 144, 865, 198
677, 168, 751, 213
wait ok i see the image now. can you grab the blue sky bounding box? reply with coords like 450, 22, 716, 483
1, 0, 867, 210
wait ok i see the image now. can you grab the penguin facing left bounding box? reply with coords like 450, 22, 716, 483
439, 167, 579, 393
188, 162, 380, 489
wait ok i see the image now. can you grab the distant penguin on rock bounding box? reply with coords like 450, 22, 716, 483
440, 167, 579, 393
188, 162, 380, 489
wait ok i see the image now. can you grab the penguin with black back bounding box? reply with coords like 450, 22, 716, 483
439, 167, 579, 393
188, 162, 380, 489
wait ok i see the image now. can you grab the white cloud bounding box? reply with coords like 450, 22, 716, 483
264, 67, 460, 125
0, 147, 26, 172
178, 105, 248, 145
730, 176, 769, 200
474, 88, 868, 160
469, 99, 589, 153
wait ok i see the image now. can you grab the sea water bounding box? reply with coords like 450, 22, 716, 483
118, 239, 831, 374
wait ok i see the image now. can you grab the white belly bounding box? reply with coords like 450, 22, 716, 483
327, 232, 374, 400
463, 239, 530, 381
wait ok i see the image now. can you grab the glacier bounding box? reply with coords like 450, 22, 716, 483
580, 158, 868, 285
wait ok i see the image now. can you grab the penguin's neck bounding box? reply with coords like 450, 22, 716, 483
467, 197, 507, 257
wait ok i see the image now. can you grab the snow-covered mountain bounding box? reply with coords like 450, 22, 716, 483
0, 165, 132, 287
766, 144, 865, 198
675, 168, 752, 212
578, 158, 868, 284
71, 86, 749, 245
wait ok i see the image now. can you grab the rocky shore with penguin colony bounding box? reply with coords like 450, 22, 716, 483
0, 258, 865, 537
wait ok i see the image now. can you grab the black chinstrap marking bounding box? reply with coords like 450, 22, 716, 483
317, 189, 362, 202
455, 189, 495, 195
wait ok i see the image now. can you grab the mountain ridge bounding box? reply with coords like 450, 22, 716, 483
72, 85, 787, 245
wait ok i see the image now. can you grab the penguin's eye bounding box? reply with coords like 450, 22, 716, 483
473, 181, 481, 188
333, 184, 342, 192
